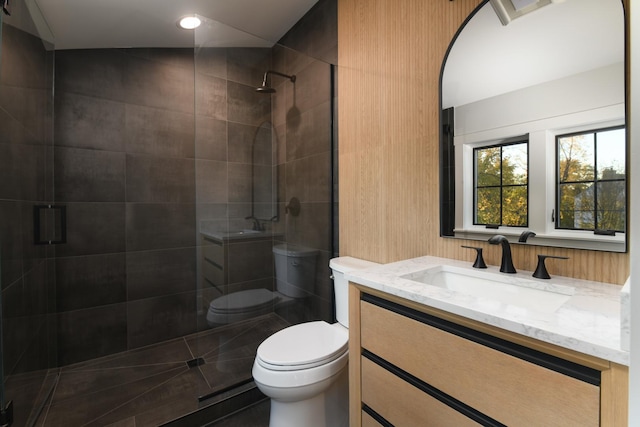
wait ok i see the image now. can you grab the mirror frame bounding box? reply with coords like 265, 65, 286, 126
438, 0, 629, 253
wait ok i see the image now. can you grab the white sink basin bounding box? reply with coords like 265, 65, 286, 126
401, 265, 574, 314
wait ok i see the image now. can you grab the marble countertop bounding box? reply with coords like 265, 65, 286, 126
346, 256, 629, 366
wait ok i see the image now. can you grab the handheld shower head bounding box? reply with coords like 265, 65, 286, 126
255, 70, 296, 94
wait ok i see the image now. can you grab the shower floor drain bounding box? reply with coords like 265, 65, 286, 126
186, 357, 205, 368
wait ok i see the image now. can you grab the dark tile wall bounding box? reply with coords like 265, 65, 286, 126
0, 21, 56, 426
51, 0, 337, 366
54, 45, 283, 363
53, 48, 198, 363
272, 0, 338, 323
194, 47, 278, 329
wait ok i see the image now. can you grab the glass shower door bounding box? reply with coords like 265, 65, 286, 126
0, 1, 56, 425
191, 10, 336, 406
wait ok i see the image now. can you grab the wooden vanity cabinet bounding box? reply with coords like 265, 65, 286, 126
349, 285, 628, 427
202, 236, 226, 288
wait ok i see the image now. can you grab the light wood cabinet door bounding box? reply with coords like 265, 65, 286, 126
362, 357, 482, 427
360, 300, 600, 427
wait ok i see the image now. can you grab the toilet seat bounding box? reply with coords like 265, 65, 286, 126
256, 321, 348, 371
206, 289, 279, 326
209, 289, 276, 314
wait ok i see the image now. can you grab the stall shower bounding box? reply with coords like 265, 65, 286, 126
0, 0, 337, 425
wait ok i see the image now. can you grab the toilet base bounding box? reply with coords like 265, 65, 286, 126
265, 368, 348, 427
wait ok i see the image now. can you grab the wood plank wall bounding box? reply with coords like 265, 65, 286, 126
337, 0, 630, 285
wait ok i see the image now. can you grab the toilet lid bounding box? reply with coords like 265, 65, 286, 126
210, 289, 275, 314
256, 321, 348, 371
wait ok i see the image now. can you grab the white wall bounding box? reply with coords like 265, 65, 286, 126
454, 62, 624, 137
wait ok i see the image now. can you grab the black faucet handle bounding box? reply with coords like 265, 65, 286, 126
533, 254, 569, 279
461, 245, 487, 269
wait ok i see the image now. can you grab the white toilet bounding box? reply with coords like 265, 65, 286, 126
206, 244, 317, 327
252, 256, 379, 427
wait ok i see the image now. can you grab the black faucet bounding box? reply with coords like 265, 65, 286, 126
518, 230, 536, 243
488, 235, 516, 273
245, 215, 263, 231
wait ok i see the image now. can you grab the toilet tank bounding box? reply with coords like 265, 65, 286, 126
272, 244, 318, 298
329, 257, 380, 328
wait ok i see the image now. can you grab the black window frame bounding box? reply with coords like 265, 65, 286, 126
473, 137, 529, 228
555, 125, 626, 233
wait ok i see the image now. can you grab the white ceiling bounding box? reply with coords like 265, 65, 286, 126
443, 0, 624, 108
28, 0, 319, 50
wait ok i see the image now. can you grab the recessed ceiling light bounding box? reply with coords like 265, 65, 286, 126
178, 16, 201, 30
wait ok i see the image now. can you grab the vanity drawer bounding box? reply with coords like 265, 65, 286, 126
360, 300, 600, 426
361, 411, 380, 427
361, 356, 481, 426
203, 259, 224, 286
202, 240, 224, 265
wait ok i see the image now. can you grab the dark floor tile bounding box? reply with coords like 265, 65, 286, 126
192, 315, 288, 390
54, 362, 188, 404
42, 366, 188, 427
186, 314, 289, 390
127, 292, 197, 349
38, 313, 285, 426
186, 314, 288, 360
105, 416, 136, 427
89, 368, 210, 427
3, 369, 52, 427
198, 351, 256, 394
211, 400, 270, 427
62, 337, 194, 372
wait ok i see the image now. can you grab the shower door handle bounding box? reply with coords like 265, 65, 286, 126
34, 204, 67, 245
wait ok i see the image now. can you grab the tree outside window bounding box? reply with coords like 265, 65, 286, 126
557, 126, 626, 233
474, 141, 528, 227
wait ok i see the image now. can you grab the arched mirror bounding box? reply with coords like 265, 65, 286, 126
440, 0, 626, 252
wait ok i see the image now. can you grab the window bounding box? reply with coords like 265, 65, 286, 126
474, 140, 528, 227
556, 126, 626, 233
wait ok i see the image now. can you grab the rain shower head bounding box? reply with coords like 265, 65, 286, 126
255, 85, 277, 94
256, 70, 296, 94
